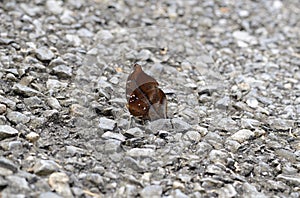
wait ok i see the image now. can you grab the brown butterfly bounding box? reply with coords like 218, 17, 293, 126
126, 63, 167, 120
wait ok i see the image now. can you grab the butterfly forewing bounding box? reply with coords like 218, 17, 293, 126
126, 64, 167, 120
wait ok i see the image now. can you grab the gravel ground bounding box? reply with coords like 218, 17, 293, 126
0, 0, 299, 197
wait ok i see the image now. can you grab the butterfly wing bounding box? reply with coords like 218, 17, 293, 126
126, 64, 167, 120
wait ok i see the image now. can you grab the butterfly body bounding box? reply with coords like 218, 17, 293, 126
126, 64, 167, 120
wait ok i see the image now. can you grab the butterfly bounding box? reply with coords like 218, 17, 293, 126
126, 63, 167, 120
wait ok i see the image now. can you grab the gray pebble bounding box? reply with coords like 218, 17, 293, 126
6, 111, 30, 125
172, 189, 189, 198
208, 149, 228, 163
0, 125, 18, 140
99, 117, 116, 131
24, 96, 44, 108
224, 140, 241, 153
0, 104, 6, 114
52, 65, 73, 78
277, 174, 300, 186
6, 175, 30, 191
12, 83, 42, 97
246, 97, 259, 109
104, 139, 121, 154
140, 185, 162, 198
66, 145, 85, 156
35, 46, 55, 61
0, 157, 18, 173
215, 96, 231, 110
0, 95, 16, 109
38, 192, 63, 198
241, 118, 261, 129
171, 118, 191, 132
268, 118, 294, 131
48, 172, 73, 198
229, 129, 254, 143
46, 79, 68, 91
102, 131, 126, 141
0, 176, 8, 189
242, 182, 268, 198
182, 131, 201, 142
125, 127, 144, 137
147, 119, 173, 133
33, 160, 60, 176
47, 97, 62, 109
60, 10, 75, 24
127, 148, 155, 158
218, 184, 237, 198
8, 140, 23, 151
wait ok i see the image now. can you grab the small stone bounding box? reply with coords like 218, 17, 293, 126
0, 175, 8, 188
0, 95, 16, 109
71, 187, 84, 197
173, 180, 185, 189
232, 31, 255, 43
241, 118, 261, 129
123, 156, 145, 172
43, 110, 59, 120
99, 117, 116, 131
104, 139, 121, 154
238, 10, 249, 17
136, 49, 152, 61
47, 97, 62, 109
225, 140, 241, 153
172, 189, 189, 198
0, 125, 18, 140
213, 117, 238, 132
6, 111, 30, 124
246, 97, 259, 108
0, 167, 13, 176
8, 140, 22, 150
52, 65, 73, 78
26, 132, 40, 143
215, 96, 231, 110
242, 182, 268, 198
46, 0, 63, 14
48, 172, 73, 198
124, 127, 144, 137
33, 160, 60, 176
147, 119, 173, 133
6, 175, 30, 191
171, 118, 191, 132
39, 192, 63, 198
46, 79, 68, 90
66, 145, 85, 156
13, 83, 42, 97
127, 148, 155, 158
182, 131, 201, 142
275, 149, 296, 162
70, 104, 85, 117
209, 150, 228, 163
229, 129, 254, 143
268, 118, 294, 131
0, 157, 18, 173
277, 174, 300, 185
218, 184, 237, 198
77, 28, 94, 38
95, 30, 114, 42
140, 185, 162, 198
60, 10, 75, 24
24, 96, 44, 108
66, 34, 81, 46
0, 104, 6, 114
102, 131, 125, 141
36, 46, 55, 61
